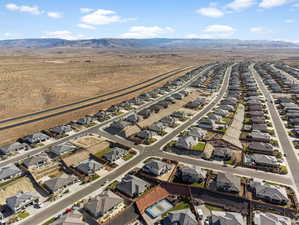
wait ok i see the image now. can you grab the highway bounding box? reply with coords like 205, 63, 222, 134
250, 64, 299, 192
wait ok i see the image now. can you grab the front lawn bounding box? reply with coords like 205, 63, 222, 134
18, 212, 30, 219
191, 182, 205, 188
123, 153, 135, 161
205, 204, 224, 211
192, 142, 206, 151
94, 147, 111, 158
162, 202, 189, 217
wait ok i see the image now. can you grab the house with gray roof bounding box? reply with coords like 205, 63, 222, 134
250, 181, 288, 205
172, 111, 187, 119
216, 173, 241, 194
117, 175, 150, 198
188, 127, 206, 139
0, 142, 30, 155
84, 190, 123, 219
175, 135, 197, 150
177, 165, 205, 184
103, 147, 127, 163
23, 153, 49, 169
197, 118, 215, 130
253, 212, 291, 225
142, 159, 172, 176
50, 125, 72, 136
159, 208, 198, 225
212, 148, 232, 161
160, 116, 177, 127
206, 211, 245, 225
48, 143, 77, 157
6, 192, 38, 213
250, 154, 279, 167
44, 174, 77, 193
50, 210, 87, 225
148, 122, 165, 133
77, 116, 93, 125
0, 164, 22, 183
76, 159, 102, 175
248, 142, 274, 154
126, 113, 142, 124
136, 130, 156, 140
250, 131, 270, 143
22, 132, 50, 145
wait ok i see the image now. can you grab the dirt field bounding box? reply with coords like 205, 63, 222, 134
0, 48, 298, 144
0, 177, 37, 205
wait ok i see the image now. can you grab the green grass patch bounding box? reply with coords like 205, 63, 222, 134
86, 122, 97, 127
162, 202, 189, 217
42, 218, 56, 225
94, 147, 111, 158
222, 117, 231, 124
123, 153, 134, 161
108, 180, 119, 190
191, 182, 205, 188
18, 212, 30, 219
192, 142, 206, 151
205, 204, 224, 211
225, 159, 235, 165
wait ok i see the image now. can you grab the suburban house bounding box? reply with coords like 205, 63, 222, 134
250, 154, 279, 167
248, 142, 274, 155
216, 173, 241, 194
206, 211, 245, 225
188, 127, 206, 139
126, 113, 142, 124
253, 212, 291, 225
171, 111, 187, 119
148, 122, 165, 133
197, 118, 215, 130
23, 153, 49, 169
116, 174, 150, 198
50, 125, 72, 136
136, 130, 156, 140
176, 165, 205, 184
142, 159, 172, 176
172, 93, 184, 100
250, 181, 288, 205
250, 131, 270, 143
76, 159, 103, 175
103, 147, 127, 163
175, 135, 197, 150
84, 190, 123, 219
160, 116, 177, 127
6, 192, 39, 213
159, 208, 198, 225
0, 142, 30, 156
77, 116, 93, 125
252, 124, 268, 133
22, 132, 50, 145
138, 109, 152, 119
43, 174, 77, 193
212, 148, 232, 161
48, 143, 77, 157
0, 164, 22, 183
50, 210, 87, 225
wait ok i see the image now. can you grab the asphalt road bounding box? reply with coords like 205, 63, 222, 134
250, 64, 299, 192
19, 64, 231, 225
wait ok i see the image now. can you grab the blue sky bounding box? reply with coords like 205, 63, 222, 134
0, 0, 299, 42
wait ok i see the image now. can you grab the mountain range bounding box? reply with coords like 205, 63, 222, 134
0, 38, 298, 49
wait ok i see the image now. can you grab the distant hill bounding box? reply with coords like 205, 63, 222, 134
0, 38, 297, 49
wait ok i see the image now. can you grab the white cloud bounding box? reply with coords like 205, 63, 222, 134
5, 3, 43, 15
284, 19, 295, 23
41, 31, 86, 40
187, 24, 236, 39
81, 9, 123, 25
80, 8, 93, 13
77, 23, 96, 30
47, 12, 63, 19
259, 0, 290, 8
121, 26, 175, 38
196, 7, 224, 18
226, 0, 256, 11
250, 26, 272, 34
